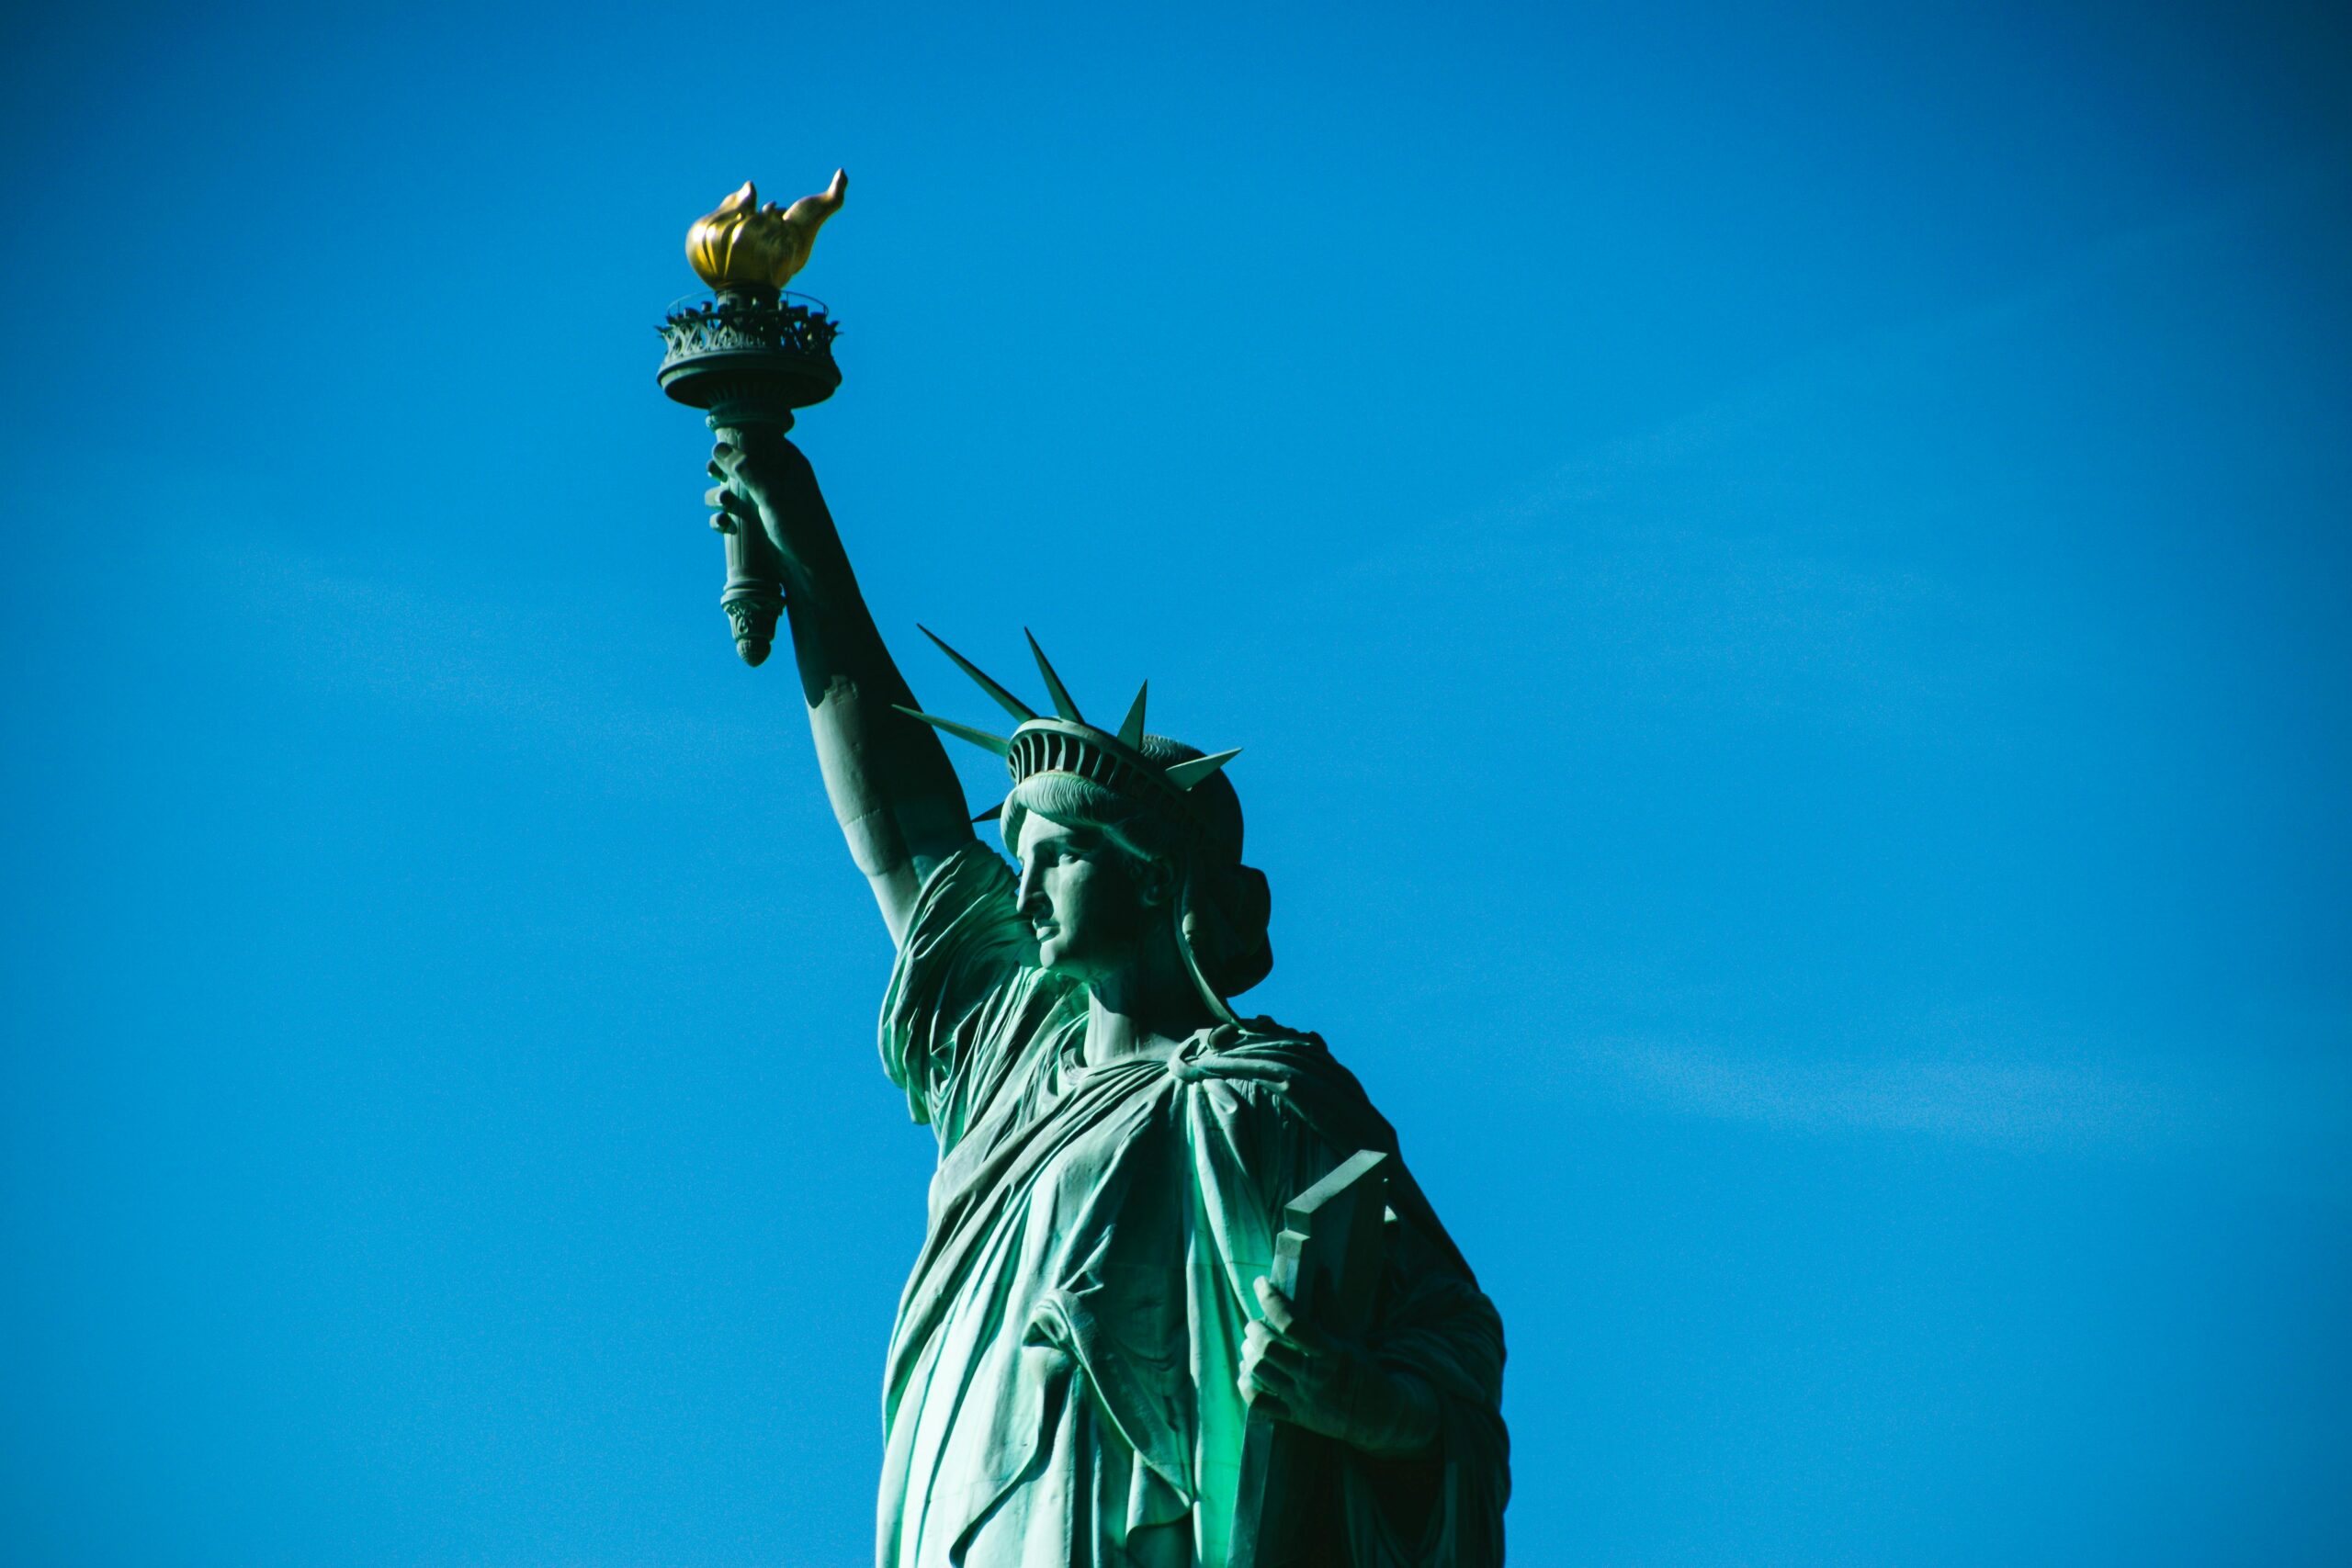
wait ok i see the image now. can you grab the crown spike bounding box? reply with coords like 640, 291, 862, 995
1116, 681, 1148, 747
1165, 747, 1241, 791
919, 625, 1036, 722
1024, 628, 1084, 723
971, 800, 1006, 823
892, 704, 1011, 757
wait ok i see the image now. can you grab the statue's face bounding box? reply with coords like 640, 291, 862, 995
1012, 813, 1158, 983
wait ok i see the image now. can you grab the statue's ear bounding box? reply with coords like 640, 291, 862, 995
1137, 854, 1180, 909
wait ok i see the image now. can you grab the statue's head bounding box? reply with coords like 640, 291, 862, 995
1002, 733, 1271, 1004
899, 631, 1272, 1018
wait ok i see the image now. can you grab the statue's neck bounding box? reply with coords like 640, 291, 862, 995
1082, 924, 1214, 1065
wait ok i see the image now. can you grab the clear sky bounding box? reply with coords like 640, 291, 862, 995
3, 2, 2347, 1563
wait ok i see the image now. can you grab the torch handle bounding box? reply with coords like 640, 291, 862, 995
707, 399, 796, 667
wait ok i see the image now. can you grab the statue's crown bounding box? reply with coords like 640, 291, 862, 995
895, 628, 1240, 828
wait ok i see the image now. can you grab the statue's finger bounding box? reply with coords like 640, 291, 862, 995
1253, 1276, 1296, 1335
1246, 1315, 1306, 1360
1239, 1381, 1295, 1423
1238, 1360, 1293, 1400
1279, 1314, 1339, 1357
1252, 1334, 1309, 1371
1254, 1368, 1300, 1405
710, 488, 762, 524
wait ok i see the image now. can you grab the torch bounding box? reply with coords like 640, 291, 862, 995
656, 171, 847, 665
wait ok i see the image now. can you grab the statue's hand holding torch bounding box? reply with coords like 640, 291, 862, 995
706, 427, 843, 595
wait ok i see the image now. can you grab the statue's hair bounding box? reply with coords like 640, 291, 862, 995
1001, 770, 1186, 870
1001, 735, 1272, 999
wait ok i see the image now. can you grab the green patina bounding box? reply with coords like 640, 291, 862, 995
695, 423, 1510, 1565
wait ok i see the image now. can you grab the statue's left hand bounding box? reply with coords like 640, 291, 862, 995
1239, 1275, 1440, 1458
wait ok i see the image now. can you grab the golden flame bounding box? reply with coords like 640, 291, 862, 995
686, 170, 847, 291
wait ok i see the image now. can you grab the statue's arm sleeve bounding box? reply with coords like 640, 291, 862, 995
1180, 1066, 1507, 1565
1186, 1067, 1510, 1567
876, 841, 1039, 1143
1340, 1203, 1510, 1568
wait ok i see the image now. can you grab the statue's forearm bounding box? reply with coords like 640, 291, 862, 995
1350, 1364, 1442, 1459
771, 498, 975, 939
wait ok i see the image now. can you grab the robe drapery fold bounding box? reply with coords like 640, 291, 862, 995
875, 844, 1509, 1568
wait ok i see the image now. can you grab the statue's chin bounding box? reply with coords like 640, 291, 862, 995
1034, 940, 1099, 982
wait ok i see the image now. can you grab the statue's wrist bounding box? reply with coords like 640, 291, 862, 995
759, 506, 849, 588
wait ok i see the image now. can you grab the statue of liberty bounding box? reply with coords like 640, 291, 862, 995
705, 427, 1510, 1566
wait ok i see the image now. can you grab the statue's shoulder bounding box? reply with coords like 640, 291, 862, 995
1172, 1015, 1380, 1111
1170, 1018, 1401, 1178
1170, 1015, 1325, 1073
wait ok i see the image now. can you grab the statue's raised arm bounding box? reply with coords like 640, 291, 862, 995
710, 432, 975, 942
662, 171, 971, 942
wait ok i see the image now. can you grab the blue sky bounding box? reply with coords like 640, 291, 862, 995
3, 2, 2346, 1563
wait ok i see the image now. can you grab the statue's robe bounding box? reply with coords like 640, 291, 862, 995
876, 845, 1509, 1568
